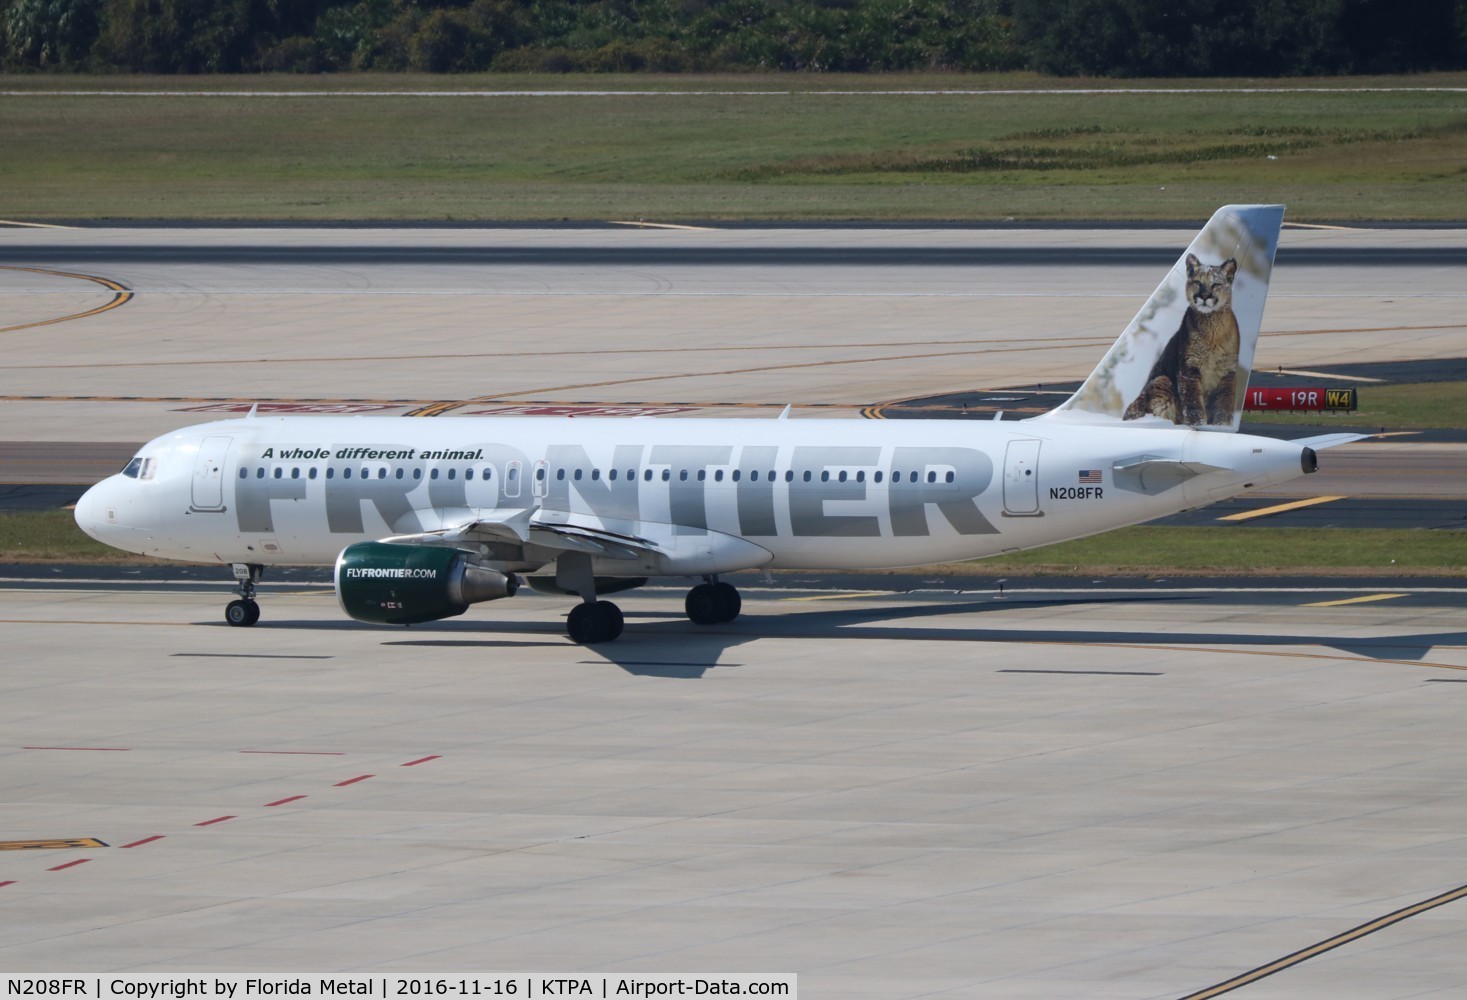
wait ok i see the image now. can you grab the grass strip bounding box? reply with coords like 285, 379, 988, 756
4, 72, 1467, 220
4, 510, 1464, 576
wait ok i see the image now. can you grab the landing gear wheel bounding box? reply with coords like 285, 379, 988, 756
711, 581, 741, 623
685, 583, 722, 625
686, 582, 739, 625
567, 600, 624, 644
225, 598, 260, 627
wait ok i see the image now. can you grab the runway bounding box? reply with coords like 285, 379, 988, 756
3, 224, 1467, 992
3, 577, 1467, 997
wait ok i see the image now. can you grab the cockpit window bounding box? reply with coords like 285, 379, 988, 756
120, 456, 158, 480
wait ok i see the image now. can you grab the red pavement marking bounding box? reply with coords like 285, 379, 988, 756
401, 755, 441, 767
334, 775, 373, 787
23, 746, 130, 751
264, 795, 307, 807
239, 750, 346, 755
194, 816, 236, 827
0, 880, 16, 888
48, 859, 89, 871
119, 835, 165, 849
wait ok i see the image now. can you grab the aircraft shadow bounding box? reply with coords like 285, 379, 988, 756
202, 594, 1466, 678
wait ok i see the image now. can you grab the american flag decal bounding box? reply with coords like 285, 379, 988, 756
1078, 469, 1102, 483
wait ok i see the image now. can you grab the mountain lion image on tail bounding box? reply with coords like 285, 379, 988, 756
1123, 253, 1241, 426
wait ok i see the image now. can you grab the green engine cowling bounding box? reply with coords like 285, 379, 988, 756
334, 541, 517, 626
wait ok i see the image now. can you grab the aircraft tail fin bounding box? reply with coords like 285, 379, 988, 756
1041, 204, 1285, 432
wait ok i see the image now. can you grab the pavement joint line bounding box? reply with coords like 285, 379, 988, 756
1177, 881, 1467, 1000
1304, 593, 1410, 607
609, 221, 718, 231
1218, 496, 1346, 522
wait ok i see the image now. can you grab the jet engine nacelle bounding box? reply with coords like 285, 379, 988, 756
334, 541, 517, 626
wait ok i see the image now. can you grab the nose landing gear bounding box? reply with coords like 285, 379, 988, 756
225, 563, 264, 627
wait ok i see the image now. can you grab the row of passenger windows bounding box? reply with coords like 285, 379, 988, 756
240, 465, 959, 484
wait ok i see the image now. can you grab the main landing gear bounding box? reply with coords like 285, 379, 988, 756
685, 577, 741, 625
567, 600, 624, 644
225, 563, 263, 627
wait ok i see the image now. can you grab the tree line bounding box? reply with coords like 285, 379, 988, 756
4, 0, 1465, 75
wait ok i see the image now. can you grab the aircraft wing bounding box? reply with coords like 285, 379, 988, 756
381, 507, 655, 562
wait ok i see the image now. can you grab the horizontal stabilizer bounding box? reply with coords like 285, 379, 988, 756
1290, 432, 1369, 450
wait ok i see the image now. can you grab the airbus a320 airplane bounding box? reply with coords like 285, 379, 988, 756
75, 205, 1358, 643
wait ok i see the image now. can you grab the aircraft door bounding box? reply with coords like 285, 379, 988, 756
191, 435, 232, 512
504, 460, 522, 498
1002, 439, 1042, 517
532, 459, 550, 499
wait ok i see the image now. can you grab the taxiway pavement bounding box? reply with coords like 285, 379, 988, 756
2, 580, 1467, 998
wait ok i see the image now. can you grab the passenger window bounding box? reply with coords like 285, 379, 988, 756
326, 468, 334, 480
344, 468, 352, 479
395, 468, 404, 480
644, 469, 653, 482
661, 469, 670, 481
290, 467, 300, 479
447, 468, 456, 480
273, 468, 283, 479
802, 471, 811, 482
557, 469, 565, 480
378, 468, 386, 479
465, 469, 474, 481
820, 471, 830, 483
750, 470, 759, 482
784, 470, 793, 482
430, 469, 439, 480
697, 470, 706, 481
591, 468, 600, 481
309, 467, 318, 480
714, 470, 723, 482
413, 468, 422, 480
257, 467, 265, 479
626, 468, 634, 480
679, 470, 688, 481
509, 467, 519, 481
945, 471, 955, 483
837, 471, 846, 483
238, 468, 247, 480
574, 469, 582, 481
874, 471, 883, 483
483, 468, 493, 480
732, 470, 741, 481
609, 469, 617, 481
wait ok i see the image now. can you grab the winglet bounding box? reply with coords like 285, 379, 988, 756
245, 403, 259, 420
1041, 205, 1285, 432
777, 404, 792, 420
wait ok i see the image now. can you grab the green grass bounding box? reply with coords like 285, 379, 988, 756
972, 526, 1467, 576
3, 72, 1467, 220
4, 510, 1463, 575
1244, 382, 1467, 430
0, 510, 145, 563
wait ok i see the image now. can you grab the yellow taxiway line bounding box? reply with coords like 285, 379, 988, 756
1218, 496, 1345, 522
1304, 593, 1409, 608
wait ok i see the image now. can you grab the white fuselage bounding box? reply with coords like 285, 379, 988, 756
75, 414, 1314, 575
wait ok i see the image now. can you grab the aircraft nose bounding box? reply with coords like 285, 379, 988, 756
74, 479, 116, 543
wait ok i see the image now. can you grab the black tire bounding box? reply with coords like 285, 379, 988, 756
712, 581, 741, 623
685, 583, 722, 625
225, 599, 259, 627
567, 601, 623, 644
594, 600, 624, 641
